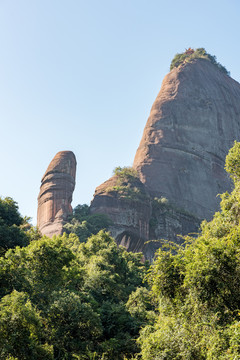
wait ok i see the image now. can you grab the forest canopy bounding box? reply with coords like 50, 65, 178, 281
2, 142, 240, 359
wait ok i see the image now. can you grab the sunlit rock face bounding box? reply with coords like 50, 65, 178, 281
133, 59, 240, 220
38, 58, 240, 260
90, 59, 240, 260
37, 151, 76, 237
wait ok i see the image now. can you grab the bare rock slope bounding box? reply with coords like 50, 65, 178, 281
37, 57, 240, 259
37, 151, 76, 237
91, 58, 240, 259
133, 59, 240, 220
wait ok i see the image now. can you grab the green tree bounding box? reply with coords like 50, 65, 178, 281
137, 141, 240, 359
46, 290, 102, 359
0, 291, 53, 360
0, 230, 148, 359
0, 197, 29, 255
0, 235, 76, 304
64, 204, 112, 242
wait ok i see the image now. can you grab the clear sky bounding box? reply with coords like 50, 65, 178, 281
1, 0, 240, 224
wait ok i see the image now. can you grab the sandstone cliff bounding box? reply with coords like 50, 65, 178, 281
90, 170, 151, 253
90, 57, 240, 260
133, 59, 240, 220
37, 55, 240, 260
37, 151, 76, 237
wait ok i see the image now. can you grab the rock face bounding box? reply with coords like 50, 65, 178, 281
37, 57, 240, 259
134, 59, 240, 220
90, 58, 240, 260
146, 200, 201, 260
37, 151, 76, 237
90, 174, 151, 253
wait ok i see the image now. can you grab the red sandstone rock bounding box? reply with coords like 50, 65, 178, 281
133, 59, 240, 220
37, 151, 76, 237
90, 175, 151, 253
90, 58, 240, 260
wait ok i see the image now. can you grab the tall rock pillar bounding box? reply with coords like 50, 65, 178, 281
37, 151, 76, 237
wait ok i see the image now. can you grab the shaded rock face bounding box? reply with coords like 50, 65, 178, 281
90, 175, 151, 253
133, 59, 240, 220
37, 151, 76, 237
146, 202, 201, 261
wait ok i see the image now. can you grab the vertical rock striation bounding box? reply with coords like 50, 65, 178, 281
37, 151, 76, 237
38, 56, 240, 259
133, 59, 240, 220
90, 58, 240, 260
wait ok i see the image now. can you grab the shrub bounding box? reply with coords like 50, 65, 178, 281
170, 47, 230, 75
64, 204, 112, 242
106, 166, 149, 202
113, 166, 139, 181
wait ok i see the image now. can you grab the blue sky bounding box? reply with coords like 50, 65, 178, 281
1, 0, 240, 224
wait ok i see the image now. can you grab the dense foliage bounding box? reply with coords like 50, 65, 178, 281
136, 140, 240, 359
2, 142, 240, 358
64, 204, 112, 242
0, 230, 152, 359
0, 197, 33, 256
170, 47, 230, 75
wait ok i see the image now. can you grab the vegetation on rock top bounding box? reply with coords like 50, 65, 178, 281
170, 47, 230, 75
106, 166, 150, 202
113, 166, 139, 180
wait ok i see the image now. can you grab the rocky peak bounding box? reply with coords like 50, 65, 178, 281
133, 58, 240, 220
37, 151, 76, 237
37, 52, 240, 261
